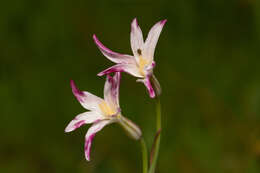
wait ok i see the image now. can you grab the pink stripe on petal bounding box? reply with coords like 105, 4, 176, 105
104, 72, 121, 108
70, 80, 104, 112
144, 78, 155, 98
70, 80, 84, 102
65, 111, 103, 133
98, 64, 124, 76
84, 120, 113, 161
139, 77, 155, 98
145, 61, 156, 72
160, 19, 167, 26
98, 64, 142, 78
85, 133, 96, 161
93, 35, 135, 64
74, 120, 85, 129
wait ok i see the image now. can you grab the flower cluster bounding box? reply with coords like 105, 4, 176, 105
65, 18, 166, 161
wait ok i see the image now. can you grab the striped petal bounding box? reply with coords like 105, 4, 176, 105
98, 64, 142, 78
65, 111, 103, 133
70, 80, 104, 113
137, 76, 155, 98
93, 34, 135, 64
84, 120, 114, 161
104, 72, 121, 109
143, 19, 167, 61
130, 18, 144, 58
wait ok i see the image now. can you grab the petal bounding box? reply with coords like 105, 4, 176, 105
93, 34, 135, 64
98, 64, 142, 78
65, 111, 103, 133
137, 77, 155, 98
130, 18, 144, 58
150, 74, 161, 97
84, 120, 114, 161
104, 72, 121, 109
70, 80, 104, 112
143, 19, 167, 61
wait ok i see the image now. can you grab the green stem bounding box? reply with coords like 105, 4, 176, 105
149, 98, 161, 173
140, 138, 148, 173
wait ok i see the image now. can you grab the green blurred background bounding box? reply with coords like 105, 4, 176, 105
1, 0, 260, 172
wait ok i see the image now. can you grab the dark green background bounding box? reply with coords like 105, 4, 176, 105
1, 0, 260, 172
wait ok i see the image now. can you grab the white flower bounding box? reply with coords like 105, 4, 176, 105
93, 18, 167, 98
65, 72, 142, 161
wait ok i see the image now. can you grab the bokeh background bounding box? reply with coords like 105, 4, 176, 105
1, 0, 260, 172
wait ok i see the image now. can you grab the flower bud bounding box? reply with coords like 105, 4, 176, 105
118, 115, 142, 140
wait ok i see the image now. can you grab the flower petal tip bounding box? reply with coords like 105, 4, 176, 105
160, 19, 167, 26
132, 18, 138, 27
93, 34, 98, 42
149, 93, 156, 98
70, 80, 84, 101
93, 34, 118, 56
97, 72, 105, 76
98, 65, 125, 77
84, 133, 96, 161
65, 118, 86, 133
64, 127, 71, 133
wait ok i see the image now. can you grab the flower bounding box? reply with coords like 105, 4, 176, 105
65, 72, 142, 161
93, 18, 167, 98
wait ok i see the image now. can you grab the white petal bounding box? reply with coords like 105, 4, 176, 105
143, 19, 167, 61
70, 80, 104, 113
84, 120, 114, 161
104, 72, 121, 109
65, 111, 103, 133
130, 18, 144, 58
93, 34, 135, 64
98, 63, 143, 78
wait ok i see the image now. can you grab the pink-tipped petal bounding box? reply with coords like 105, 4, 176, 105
130, 18, 144, 58
98, 64, 142, 78
93, 34, 135, 64
137, 77, 155, 98
84, 120, 113, 161
70, 80, 104, 112
104, 72, 121, 108
65, 111, 103, 133
143, 19, 167, 61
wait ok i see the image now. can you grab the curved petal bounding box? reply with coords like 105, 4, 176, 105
70, 80, 104, 112
65, 111, 103, 133
137, 76, 155, 98
143, 19, 167, 61
104, 72, 121, 109
93, 34, 135, 64
150, 74, 161, 96
130, 18, 144, 58
84, 120, 114, 161
98, 64, 143, 78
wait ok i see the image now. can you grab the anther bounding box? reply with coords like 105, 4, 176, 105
137, 49, 142, 55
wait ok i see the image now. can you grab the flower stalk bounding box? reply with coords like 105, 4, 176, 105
140, 138, 148, 173
149, 98, 161, 173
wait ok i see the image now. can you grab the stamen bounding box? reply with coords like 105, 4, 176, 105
138, 56, 148, 76
99, 101, 116, 116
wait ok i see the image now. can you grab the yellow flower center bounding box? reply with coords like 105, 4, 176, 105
138, 56, 149, 76
99, 101, 117, 116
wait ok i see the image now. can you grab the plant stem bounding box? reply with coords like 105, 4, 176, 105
149, 98, 161, 173
140, 138, 148, 173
